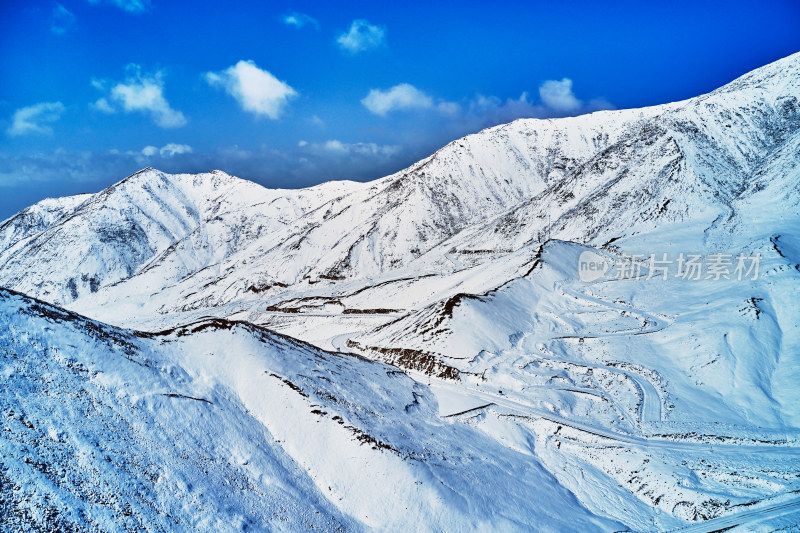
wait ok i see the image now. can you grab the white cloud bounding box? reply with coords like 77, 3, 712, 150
96, 65, 187, 128
539, 78, 581, 113
7, 102, 66, 137
302, 139, 401, 158
437, 101, 461, 116
159, 143, 192, 157
0, 141, 411, 190
87, 0, 150, 13
205, 60, 297, 119
362, 84, 434, 116
322, 140, 348, 153
141, 143, 193, 158
336, 19, 386, 53
360, 80, 607, 124
91, 97, 115, 114
352, 80, 613, 156
111, 79, 186, 128
466, 92, 538, 122
586, 97, 615, 112
456, 81, 611, 127
51, 4, 76, 35
282, 12, 318, 29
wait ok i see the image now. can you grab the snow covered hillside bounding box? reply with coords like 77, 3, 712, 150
0, 288, 621, 532
2, 52, 800, 531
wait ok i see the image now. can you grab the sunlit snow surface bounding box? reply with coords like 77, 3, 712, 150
2, 53, 800, 531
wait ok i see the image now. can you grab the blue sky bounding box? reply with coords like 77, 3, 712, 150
1, 0, 799, 219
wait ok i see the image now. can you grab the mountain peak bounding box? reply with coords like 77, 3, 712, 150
708, 50, 800, 98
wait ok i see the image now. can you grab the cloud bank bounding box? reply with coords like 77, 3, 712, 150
0, 140, 409, 193
304, 140, 401, 158
362, 78, 613, 126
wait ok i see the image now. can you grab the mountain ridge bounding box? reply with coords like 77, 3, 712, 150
4, 52, 798, 311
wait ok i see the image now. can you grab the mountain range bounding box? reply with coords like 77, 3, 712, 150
1, 52, 799, 531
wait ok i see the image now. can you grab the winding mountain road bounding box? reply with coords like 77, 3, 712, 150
667, 493, 800, 532
422, 374, 800, 457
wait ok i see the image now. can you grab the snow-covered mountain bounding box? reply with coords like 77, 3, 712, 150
2, 52, 800, 531
0, 169, 360, 306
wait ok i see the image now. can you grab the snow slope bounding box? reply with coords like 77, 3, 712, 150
0, 288, 620, 532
